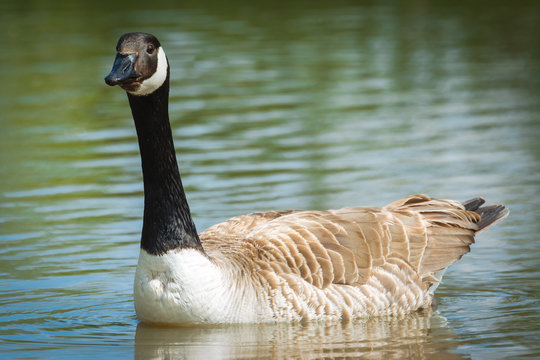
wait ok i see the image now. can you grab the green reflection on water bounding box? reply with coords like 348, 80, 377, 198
1, 0, 540, 359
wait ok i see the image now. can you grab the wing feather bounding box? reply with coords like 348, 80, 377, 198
200, 194, 487, 292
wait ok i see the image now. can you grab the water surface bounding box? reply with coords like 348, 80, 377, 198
1, 1, 540, 359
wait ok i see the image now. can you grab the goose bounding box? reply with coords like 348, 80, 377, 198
104, 32, 509, 325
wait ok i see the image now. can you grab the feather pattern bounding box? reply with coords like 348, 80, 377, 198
135, 193, 505, 323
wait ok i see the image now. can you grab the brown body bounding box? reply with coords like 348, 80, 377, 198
195, 194, 507, 321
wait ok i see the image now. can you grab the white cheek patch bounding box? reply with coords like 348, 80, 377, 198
128, 47, 168, 96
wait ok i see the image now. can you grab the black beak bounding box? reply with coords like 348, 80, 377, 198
104, 53, 141, 86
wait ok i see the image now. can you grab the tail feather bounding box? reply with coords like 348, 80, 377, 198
463, 198, 509, 233
462, 197, 485, 212
475, 204, 509, 233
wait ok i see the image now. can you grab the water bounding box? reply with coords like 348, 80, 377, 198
1, 1, 539, 358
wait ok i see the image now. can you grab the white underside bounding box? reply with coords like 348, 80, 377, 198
128, 47, 168, 96
134, 249, 270, 324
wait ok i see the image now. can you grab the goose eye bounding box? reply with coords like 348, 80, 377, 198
146, 44, 155, 54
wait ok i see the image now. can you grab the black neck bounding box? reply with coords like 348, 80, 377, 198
127, 76, 203, 255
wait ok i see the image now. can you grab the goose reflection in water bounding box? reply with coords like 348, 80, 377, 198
135, 310, 467, 360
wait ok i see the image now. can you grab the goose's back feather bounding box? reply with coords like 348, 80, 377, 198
194, 194, 489, 321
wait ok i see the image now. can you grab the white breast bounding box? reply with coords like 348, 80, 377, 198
134, 249, 272, 324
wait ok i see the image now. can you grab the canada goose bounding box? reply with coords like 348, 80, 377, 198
104, 32, 509, 325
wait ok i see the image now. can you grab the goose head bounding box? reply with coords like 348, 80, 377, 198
105, 32, 169, 96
